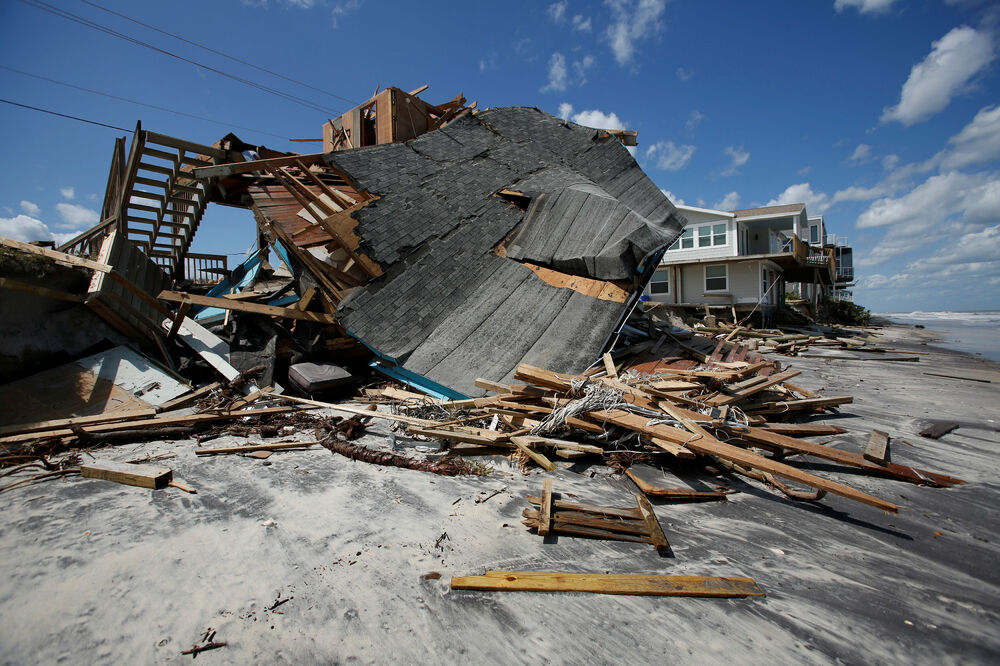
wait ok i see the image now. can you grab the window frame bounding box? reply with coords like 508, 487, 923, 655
669, 222, 728, 251
704, 264, 728, 293
649, 267, 670, 295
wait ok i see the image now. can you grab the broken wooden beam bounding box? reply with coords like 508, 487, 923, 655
158, 290, 340, 325
863, 429, 890, 465
80, 460, 172, 489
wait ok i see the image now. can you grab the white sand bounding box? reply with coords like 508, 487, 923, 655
0, 324, 998, 663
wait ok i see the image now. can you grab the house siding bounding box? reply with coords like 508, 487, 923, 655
678, 261, 761, 304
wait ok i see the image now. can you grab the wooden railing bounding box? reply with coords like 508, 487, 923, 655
183, 253, 228, 284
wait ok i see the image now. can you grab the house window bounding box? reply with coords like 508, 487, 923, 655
712, 223, 727, 246
810, 225, 819, 244
650, 268, 670, 295
668, 228, 694, 250
705, 264, 728, 292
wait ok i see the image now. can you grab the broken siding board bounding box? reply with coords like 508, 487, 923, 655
634, 493, 670, 553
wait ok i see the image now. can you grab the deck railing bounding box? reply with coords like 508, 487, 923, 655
184, 253, 228, 284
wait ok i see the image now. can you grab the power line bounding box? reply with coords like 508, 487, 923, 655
1, 64, 291, 141
78, 0, 360, 107
0, 97, 133, 132
17, 0, 344, 116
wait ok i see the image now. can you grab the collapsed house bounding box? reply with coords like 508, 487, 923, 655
16, 88, 684, 398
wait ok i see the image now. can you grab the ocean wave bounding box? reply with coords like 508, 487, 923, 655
876, 310, 1000, 325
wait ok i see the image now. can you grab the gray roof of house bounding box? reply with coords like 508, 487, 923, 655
327, 107, 684, 396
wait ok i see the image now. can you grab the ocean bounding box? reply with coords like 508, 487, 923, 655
876, 310, 1000, 364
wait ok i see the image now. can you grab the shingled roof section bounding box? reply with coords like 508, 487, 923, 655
325, 107, 685, 397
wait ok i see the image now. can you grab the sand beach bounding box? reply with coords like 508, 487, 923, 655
0, 323, 997, 664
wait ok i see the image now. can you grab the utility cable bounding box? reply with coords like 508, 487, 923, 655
17, 0, 343, 116
1, 64, 289, 141
0, 97, 133, 132
78, 0, 360, 107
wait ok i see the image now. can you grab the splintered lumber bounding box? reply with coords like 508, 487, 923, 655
510, 436, 604, 455
863, 430, 890, 465
450, 572, 765, 598
156, 383, 221, 413
602, 352, 618, 378
409, 426, 510, 447
0, 408, 156, 437
0, 406, 297, 445
158, 291, 339, 325
747, 395, 853, 413
195, 441, 318, 456
759, 423, 847, 436
511, 437, 558, 471
634, 493, 670, 553
919, 422, 959, 440
738, 427, 963, 487
514, 363, 899, 512
80, 460, 172, 489
523, 510, 651, 539
538, 478, 554, 536
274, 394, 435, 426
526, 496, 642, 520
710, 368, 802, 405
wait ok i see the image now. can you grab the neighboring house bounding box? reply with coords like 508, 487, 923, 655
826, 233, 855, 302
644, 202, 836, 321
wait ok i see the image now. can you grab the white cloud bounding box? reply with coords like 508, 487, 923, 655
570, 109, 625, 130
646, 141, 695, 171
685, 110, 705, 133
856, 171, 998, 228
542, 52, 595, 92
833, 0, 897, 14
721, 145, 750, 176
60, 187, 74, 200
882, 153, 901, 171
849, 143, 873, 163
767, 182, 831, 214
572, 14, 592, 31
573, 55, 596, 85
714, 191, 741, 210
606, 0, 667, 66
557, 102, 574, 120
547, 1, 568, 22
55, 202, 99, 228
331, 0, 361, 28
0, 214, 81, 245
20, 200, 40, 216
0, 215, 51, 243
939, 105, 1000, 170
881, 26, 996, 126
541, 52, 568, 92
676, 66, 694, 81
832, 184, 888, 203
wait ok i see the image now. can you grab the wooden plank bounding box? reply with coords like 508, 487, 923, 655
192, 153, 325, 179
274, 394, 435, 426
165, 297, 191, 342
523, 509, 648, 537
759, 423, 847, 436
522, 520, 652, 544
602, 352, 617, 378
538, 478, 554, 536
196, 441, 318, 456
748, 395, 853, 413
0, 236, 111, 273
158, 290, 339, 325
407, 426, 510, 446
511, 436, 604, 455
0, 408, 156, 437
451, 572, 765, 597
80, 460, 172, 489
526, 496, 642, 520
863, 429, 890, 465
738, 426, 963, 487
634, 493, 670, 552
511, 436, 558, 471
919, 422, 959, 440
156, 383, 220, 413
711, 368, 802, 405
161, 315, 241, 383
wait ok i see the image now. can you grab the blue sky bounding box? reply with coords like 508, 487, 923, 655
1, 0, 998, 313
